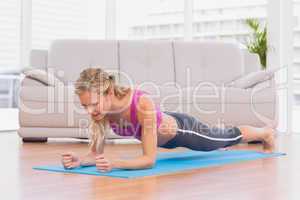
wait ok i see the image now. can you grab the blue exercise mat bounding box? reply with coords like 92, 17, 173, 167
33, 150, 285, 179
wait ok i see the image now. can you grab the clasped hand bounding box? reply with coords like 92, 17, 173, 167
61, 152, 114, 172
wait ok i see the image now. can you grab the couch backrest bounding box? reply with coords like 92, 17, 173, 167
47, 40, 119, 84
36, 39, 245, 86
118, 40, 175, 87
242, 49, 261, 74
173, 41, 244, 87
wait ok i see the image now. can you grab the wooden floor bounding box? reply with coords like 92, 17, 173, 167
1, 132, 298, 200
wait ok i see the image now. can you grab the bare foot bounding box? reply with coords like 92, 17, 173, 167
262, 127, 275, 153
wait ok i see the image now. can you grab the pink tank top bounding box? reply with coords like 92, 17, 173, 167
109, 88, 162, 140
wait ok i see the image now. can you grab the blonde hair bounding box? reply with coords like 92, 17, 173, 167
74, 67, 130, 152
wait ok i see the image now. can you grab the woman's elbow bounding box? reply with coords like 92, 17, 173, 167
144, 158, 156, 168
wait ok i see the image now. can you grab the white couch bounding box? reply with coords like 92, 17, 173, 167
17, 39, 277, 142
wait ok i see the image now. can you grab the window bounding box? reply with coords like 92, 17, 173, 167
294, 0, 300, 79
0, 1, 21, 72
32, 0, 105, 49
193, 0, 267, 44
293, 0, 300, 132
116, 0, 184, 40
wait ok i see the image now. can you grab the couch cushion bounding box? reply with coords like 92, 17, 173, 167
19, 85, 276, 128
119, 40, 175, 87
186, 103, 276, 128
173, 41, 244, 87
138, 85, 275, 105
47, 39, 119, 84
20, 84, 275, 106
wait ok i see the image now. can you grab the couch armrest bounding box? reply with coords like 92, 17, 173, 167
19, 84, 77, 103
247, 67, 282, 89
228, 69, 277, 89
21, 68, 64, 87
21, 77, 48, 87
248, 74, 278, 128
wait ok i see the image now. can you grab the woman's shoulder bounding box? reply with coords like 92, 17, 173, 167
134, 88, 157, 115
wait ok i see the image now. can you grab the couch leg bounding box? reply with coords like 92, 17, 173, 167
22, 137, 48, 143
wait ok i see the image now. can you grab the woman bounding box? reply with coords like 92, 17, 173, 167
61, 67, 275, 172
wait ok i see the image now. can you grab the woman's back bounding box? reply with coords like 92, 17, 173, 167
109, 88, 163, 140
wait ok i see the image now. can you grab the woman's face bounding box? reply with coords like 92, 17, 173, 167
79, 90, 112, 121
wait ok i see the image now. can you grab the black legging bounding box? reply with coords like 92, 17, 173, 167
160, 111, 243, 151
